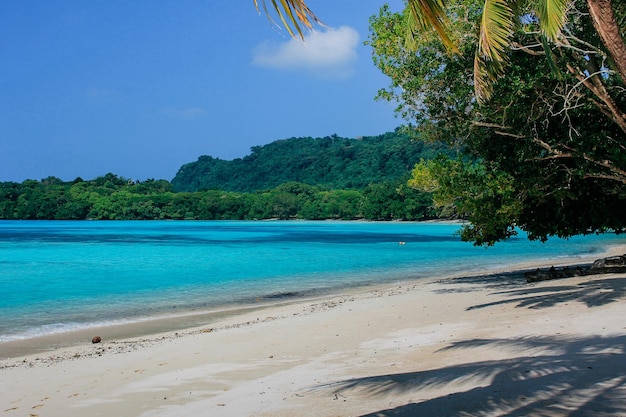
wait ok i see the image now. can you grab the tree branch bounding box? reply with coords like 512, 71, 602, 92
565, 63, 626, 134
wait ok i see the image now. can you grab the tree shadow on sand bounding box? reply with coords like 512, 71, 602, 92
467, 276, 626, 310
314, 334, 626, 416
432, 270, 626, 311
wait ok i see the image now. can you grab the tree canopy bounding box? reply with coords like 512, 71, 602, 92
171, 131, 451, 192
369, 0, 626, 245
0, 175, 436, 222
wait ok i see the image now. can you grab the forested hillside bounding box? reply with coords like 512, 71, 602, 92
0, 130, 456, 221
172, 130, 450, 192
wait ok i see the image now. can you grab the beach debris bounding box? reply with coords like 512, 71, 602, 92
91, 336, 102, 344
591, 255, 626, 269
525, 254, 626, 283
525, 266, 585, 283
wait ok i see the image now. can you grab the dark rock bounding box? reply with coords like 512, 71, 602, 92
527, 254, 626, 283
92, 336, 102, 344
592, 258, 607, 269
525, 265, 587, 283
592, 255, 626, 269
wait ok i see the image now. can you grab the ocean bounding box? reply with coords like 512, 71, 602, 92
0, 220, 623, 344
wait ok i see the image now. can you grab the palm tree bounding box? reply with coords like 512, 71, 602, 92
252, 0, 321, 39
586, 0, 626, 80
257, 0, 626, 103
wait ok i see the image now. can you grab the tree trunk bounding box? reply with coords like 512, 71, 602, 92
586, 0, 626, 84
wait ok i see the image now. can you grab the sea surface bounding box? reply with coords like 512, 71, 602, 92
1, 220, 624, 344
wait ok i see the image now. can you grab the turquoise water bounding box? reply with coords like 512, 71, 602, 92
0, 220, 623, 343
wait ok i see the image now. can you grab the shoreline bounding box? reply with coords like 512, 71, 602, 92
3, 243, 625, 363
2, 249, 626, 416
2, 243, 626, 362
3, 219, 625, 361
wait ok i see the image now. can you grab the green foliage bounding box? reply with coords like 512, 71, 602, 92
0, 176, 437, 222
371, 0, 626, 245
412, 157, 522, 245
0, 128, 456, 222
367, 2, 479, 142
171, 130, 450, 192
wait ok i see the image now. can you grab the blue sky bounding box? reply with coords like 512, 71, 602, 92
0, 1, 404, 182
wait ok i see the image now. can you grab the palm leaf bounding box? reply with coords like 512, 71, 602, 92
541, 34, 562, 79
478, 0, 515, 62
535, 0, 568, 41
253, 0, 322, 39
474, 53, 505, 103
405, 0, 458, 52
473, 0, 516, 102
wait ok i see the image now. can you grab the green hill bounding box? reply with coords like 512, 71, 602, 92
172, 130, 450, 192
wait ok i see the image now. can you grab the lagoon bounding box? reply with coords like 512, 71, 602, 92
0, 220, 623, 345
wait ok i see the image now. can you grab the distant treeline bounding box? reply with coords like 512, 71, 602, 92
172, 130, 452, 192
0, 175, 438, 221
1, 131, 457, 221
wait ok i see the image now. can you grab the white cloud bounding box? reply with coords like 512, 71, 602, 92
252, 26, 360, 79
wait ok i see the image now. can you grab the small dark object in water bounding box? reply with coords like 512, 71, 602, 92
264, 291, 301, 299
92, 336, 102, 344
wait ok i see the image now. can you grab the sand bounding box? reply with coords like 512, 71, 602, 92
2, 258, 626, 416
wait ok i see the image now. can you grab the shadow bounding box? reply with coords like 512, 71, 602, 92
433, 270, 532, 293
467, 276, 626, 310
430, 265, 626, 311
314, 334, 626, 417
1, 224, 461, 245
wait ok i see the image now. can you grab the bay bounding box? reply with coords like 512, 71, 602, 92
0, 220, 623, 343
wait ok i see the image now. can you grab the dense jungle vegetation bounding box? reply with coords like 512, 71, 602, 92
171, 130, 450, 192
0, 131, 448, 221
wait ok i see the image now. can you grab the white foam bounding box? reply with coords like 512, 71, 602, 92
0, 317, 148, 343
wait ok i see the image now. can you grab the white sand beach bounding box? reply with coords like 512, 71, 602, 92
2, 256, 626, 417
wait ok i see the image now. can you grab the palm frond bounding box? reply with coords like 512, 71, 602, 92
253, 0, 322, 39
541, 34, 562, 78
474, 53, 505, 103
478, 0, 515, 62
473, 0, 516, 102
535, 0, 568, 41
405, 0, 459, 52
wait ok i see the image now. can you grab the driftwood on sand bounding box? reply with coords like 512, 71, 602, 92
525, 254, 626, 283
